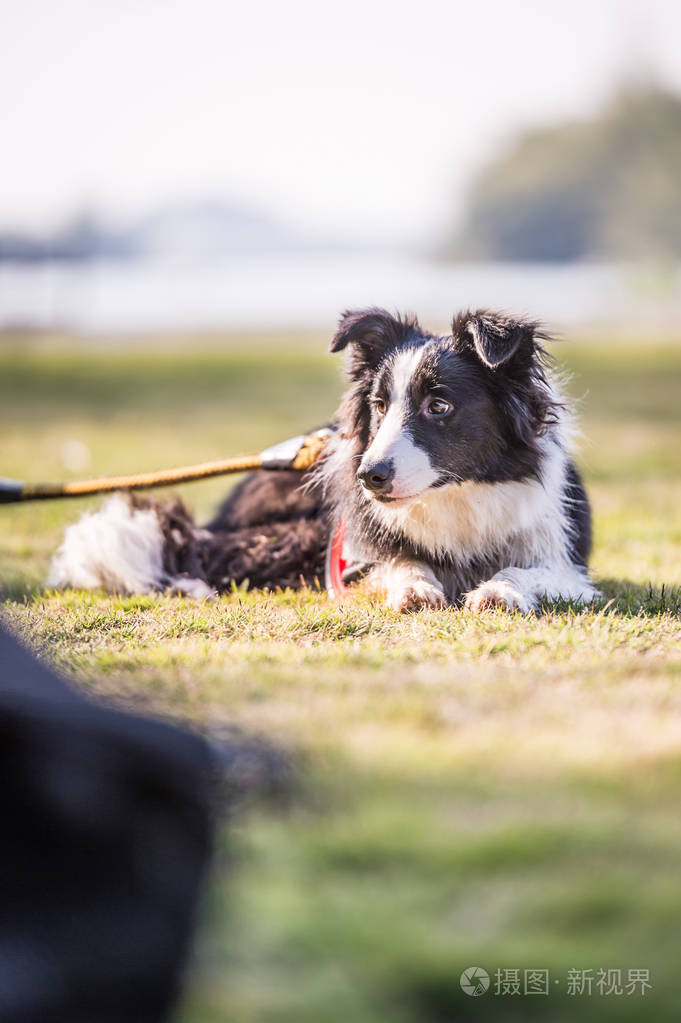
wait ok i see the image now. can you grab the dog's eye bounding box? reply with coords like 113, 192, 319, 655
426, 398, 452, 417
373, 398, 387, 416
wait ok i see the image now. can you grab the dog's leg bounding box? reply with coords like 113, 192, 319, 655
465, 565, 600, 613
369, 559, 447, 612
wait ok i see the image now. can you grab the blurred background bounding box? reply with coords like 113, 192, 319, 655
2, 0, 681, 336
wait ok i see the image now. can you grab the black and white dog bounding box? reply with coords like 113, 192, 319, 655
49, 308, 598, 612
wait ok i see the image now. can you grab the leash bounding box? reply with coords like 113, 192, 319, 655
0, 428, 331, 505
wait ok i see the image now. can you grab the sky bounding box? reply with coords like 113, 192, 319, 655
2, 0, 681, 246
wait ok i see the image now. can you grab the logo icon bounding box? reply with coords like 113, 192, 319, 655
460, 967, 490, 996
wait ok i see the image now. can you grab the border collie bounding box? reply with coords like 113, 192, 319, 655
48, 308, 599, 612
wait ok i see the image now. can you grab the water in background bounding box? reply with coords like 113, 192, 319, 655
1, 254, 680, 334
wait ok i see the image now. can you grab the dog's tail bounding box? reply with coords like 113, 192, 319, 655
47, 471, 330, 597
47, 494, 216, 598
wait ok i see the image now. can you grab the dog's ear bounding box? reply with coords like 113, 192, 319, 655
453, 310, 541, 370
454, 309, 558, 441
330, 308, 404, 377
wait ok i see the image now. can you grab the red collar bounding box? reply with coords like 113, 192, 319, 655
326, 518, 349, 597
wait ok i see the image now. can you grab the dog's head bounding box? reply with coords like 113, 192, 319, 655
330, 307, 558, 504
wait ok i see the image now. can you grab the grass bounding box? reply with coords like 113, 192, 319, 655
1, 329, 681, 1021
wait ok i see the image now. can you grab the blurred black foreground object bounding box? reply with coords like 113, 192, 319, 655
0, 624, 217, 1023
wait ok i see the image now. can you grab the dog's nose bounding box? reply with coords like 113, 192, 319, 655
358, 460, 392, 494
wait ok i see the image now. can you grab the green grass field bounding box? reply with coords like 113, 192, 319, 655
1, 330, 680, 1022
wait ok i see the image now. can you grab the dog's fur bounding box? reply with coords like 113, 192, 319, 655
48, 308, 599, 612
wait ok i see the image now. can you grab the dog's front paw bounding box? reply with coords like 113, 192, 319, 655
465, 580, 532, 613
389, 579, 447, 613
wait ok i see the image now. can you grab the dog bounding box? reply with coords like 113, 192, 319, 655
48, 307, 599, 612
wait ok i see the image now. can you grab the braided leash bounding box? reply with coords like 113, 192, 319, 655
0, 429, 331, 505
